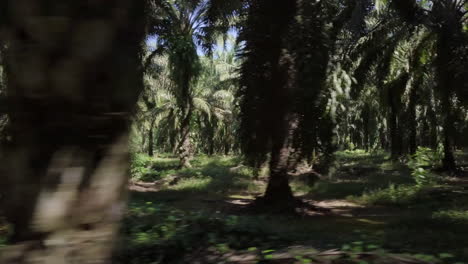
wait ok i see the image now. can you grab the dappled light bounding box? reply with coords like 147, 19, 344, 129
1, 0, 468, 264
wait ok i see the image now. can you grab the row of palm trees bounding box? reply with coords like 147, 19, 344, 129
1, 1, 468, 261
337, 0, 468, 171
137, 0, 468, 203
135, 49, 237, 167
135, 0, 240, 168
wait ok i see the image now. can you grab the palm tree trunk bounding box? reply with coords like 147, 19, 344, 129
436, 30, 459, 172
177, 107, 193, 168
208, 142, 215, 156
362, 107, 370, 151
0, 1, 146, 263
408, 88, 418, 155
441, 94, 457, 171
379, 125, 388, 150
389, 110, 401, 160
141, 129, 147, 153
388, 84, 402, 160
243, 0, 298, 207
427, 105, 439, 149
263, 125, 295, 205
262, 53, 297, 205
409, 118, 417, 155
224, 143, 231, 156
148, 119, 155, 157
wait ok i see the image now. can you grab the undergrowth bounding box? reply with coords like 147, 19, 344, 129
348, 184, 433, 206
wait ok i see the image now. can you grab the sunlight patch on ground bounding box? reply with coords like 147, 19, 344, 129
355, 218, 386, 225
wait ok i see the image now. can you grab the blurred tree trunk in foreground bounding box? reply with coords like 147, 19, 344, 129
0, 0, 147, 263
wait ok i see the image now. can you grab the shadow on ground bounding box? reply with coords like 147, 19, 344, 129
114, 153, 468, 264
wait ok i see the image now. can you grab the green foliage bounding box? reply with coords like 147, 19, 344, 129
410, 167, 434, 187
3, 0, 468, 262
131, 0, 467, 261
408, 147, 443, 169
130, 155, 261, 195
139, 0, 241, 161
121, 152, 468, 263
115, 203, 286, 264
130, 153, 157, 181
408, 147, 442, 186
432, 210, 468, 224
119, 200, 463, 264
351, 184, 423, 206
136, 44, 239, 157
340, 149, 370, 157
351, 147, 447, 206
169, 177, 212, 192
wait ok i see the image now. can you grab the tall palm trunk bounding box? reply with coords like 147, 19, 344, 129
263, 114, 296, 205
436, 30, 458, 172
362, 107, 371, 151
387, 73, 409, 160
441, 92, 457, 171
380, 125, 389, 150
407, 87, 418, 154
261, 7, 297, 206
388, 107, 401, 160
177, 106, 193, 168
240, 0, 298, 206
0, 1, 146, 263
224, 142, 231, 156
148, 118, 156, 157
426, 105, 439, 149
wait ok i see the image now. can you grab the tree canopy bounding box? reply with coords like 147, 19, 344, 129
0, 0, 468, 263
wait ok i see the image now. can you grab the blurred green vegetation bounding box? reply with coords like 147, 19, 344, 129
1, 151, 466, 263
110, 151, 468, 263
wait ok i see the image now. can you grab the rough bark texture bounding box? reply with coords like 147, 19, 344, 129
178, 134, 193, 169
0, 0, 147, 263
177, 107, 193, 168
259, 1, 297, 205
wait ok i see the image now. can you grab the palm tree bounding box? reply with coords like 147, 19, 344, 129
193, 55, 237, 155
379, 0, 468, 171
0, 0, 148, 262
146, 0, 238, 167
238, 0, 299, 206
238, 0, 352, 207
136, 54, 173, 156
193, 41, 239, 155
138, 50, 237, 158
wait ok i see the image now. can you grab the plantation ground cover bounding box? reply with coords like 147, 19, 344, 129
112, 151, 468, 263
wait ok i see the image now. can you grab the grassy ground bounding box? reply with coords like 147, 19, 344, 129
1, 152, 467, 263
114, 152, 468, 264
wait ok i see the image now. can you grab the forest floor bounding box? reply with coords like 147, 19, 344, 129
114, 151, 468, 264
1, 152, 467, 263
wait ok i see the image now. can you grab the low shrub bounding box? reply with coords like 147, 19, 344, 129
432, 210, 468, 224
408, 147, 442, 186
349, 184, 431, 206
130, 153, 155, 181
